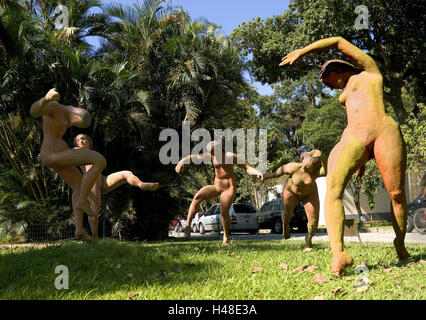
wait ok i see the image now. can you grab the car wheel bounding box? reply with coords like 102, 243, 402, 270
249, 229, 258, 235
199, 223, 206, 234
272, 218, 282, 234
192, 225, 198, 233
174, 224, 181, 232
406, 215, 414, 233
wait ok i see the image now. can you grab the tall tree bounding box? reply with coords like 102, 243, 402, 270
231, 0, 426, 123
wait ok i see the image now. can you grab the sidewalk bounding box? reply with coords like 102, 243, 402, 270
170, 228, 426, 244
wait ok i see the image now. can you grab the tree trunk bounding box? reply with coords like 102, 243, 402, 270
384, 75, 408, 124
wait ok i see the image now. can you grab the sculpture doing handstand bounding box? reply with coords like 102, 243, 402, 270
280, 37, 411, 274
74, 133, 160, 240
175, 140, 264, 246
30, 89, 106, 240
263, 150, 327, 249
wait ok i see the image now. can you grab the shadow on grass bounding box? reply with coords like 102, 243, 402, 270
1, 237, 422, 299
0, 237, 316, 298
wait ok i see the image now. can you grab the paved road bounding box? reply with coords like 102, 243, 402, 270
169, 229, 426, 244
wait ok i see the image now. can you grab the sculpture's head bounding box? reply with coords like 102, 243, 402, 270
300, 150, 323, 172
320, 59, 361, 89
74, 133, 92, 149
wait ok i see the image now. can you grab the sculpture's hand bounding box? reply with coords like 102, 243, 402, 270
175, 161, 184, 174
279, 49, 304, 66
45, 88, 61, 101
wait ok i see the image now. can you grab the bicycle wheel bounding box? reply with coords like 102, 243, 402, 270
413, 208, 426, 235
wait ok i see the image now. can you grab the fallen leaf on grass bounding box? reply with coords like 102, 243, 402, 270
419, 259, 426, 265
252, 266, 263, 273
302, 248, 313, 253
305, 265, 318, 273
312, 274, 329, 283
127, 273, 134, 278
331, 286, 343, 295
314, 296, 326, 300
383, 268, 392, 273
280, 263, 289, 270
292, 266, 306, 273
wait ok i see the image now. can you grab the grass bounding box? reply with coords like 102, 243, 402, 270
0, 238, 425, 300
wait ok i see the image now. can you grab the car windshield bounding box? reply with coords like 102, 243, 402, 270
233, 204, 256, 213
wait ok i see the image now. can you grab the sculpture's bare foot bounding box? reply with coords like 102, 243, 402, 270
92, 234, 99, 242
76, 200, 97, 217
184, 225, 191, 239
222, 241, 230, 247
305, 235, 313, 248
331, 251, 353, 276
140, 182, 160, 191
75, 229, 92, 242
393, 238, 411, 260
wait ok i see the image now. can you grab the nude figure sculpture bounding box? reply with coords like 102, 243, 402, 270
175, 141, 264, 246
30, 88, 106, 240
263, 150, 327, 248
74, 133, 160, 240
280, 37, 411, 274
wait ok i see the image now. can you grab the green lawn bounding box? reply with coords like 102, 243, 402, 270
0, 238, 425, 300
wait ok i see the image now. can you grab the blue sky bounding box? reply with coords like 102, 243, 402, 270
93, 0, 291, 95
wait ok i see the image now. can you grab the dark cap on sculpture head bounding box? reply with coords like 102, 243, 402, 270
319, 59, 361, 80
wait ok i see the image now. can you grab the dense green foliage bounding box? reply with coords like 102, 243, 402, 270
0, 0, 259, 240
231, 0, 425, 212
0, 0, 424, 241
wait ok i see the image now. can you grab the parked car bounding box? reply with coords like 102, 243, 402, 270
257, 199, 308, 234
407, 195, 426, 233
169, 215, 186, 232
196, 203, 259, 234
190, 213, 203, 233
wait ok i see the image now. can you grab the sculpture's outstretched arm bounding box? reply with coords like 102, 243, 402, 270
232, 154, 263, 180
263, 162, 300, 180
280, 37, 380, 74
175, 153, 211, 173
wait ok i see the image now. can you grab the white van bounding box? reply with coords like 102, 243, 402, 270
197, 203, 259, 234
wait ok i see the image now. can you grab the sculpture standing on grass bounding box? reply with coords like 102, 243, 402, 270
263, 150, 327, 249
74, 133, 160, 240
175, 140, 264, 246
30, 88, 106, 240
280, 37, 411, 275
